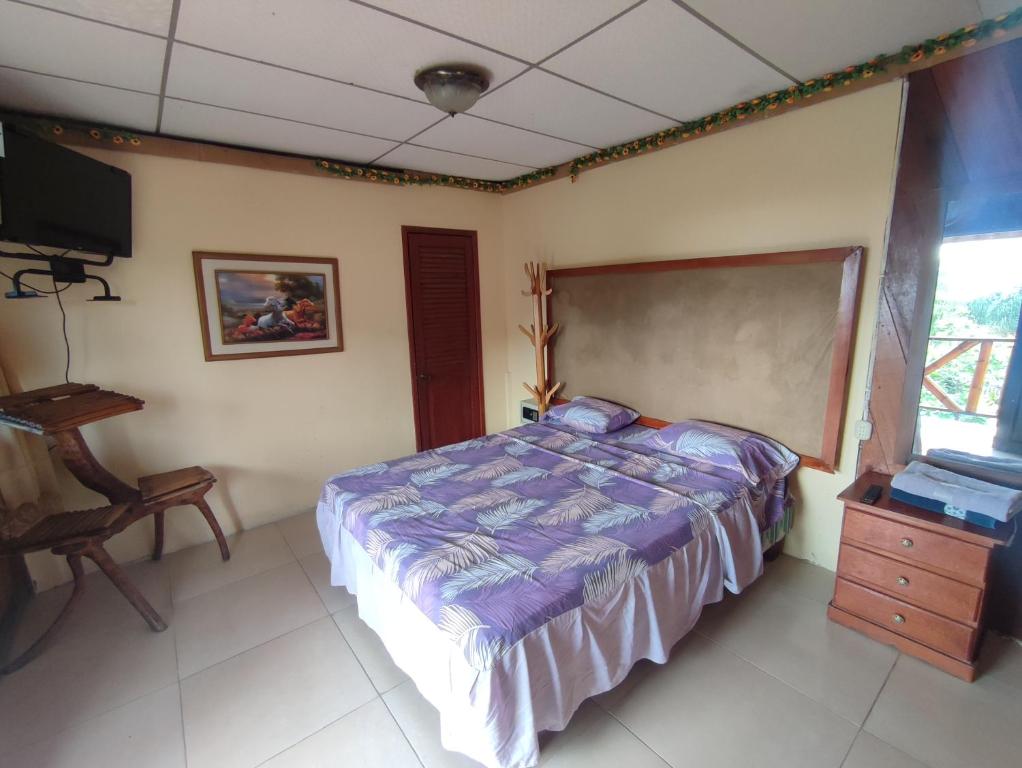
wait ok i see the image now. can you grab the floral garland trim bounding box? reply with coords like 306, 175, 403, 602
555, 8, 1022, 183
33, 120, 144, 147
314, 159, 557, 192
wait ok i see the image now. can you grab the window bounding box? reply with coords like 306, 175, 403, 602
915, 235, 1022, 456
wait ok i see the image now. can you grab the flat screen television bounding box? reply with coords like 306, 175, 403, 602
0, 123, 132, 257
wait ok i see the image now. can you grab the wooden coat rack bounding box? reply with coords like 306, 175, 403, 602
519, 262, 562, 414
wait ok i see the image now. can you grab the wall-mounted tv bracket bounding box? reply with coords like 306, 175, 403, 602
0, 250, 121, 300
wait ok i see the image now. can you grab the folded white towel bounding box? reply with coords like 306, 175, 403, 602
891, 461, 1022, 522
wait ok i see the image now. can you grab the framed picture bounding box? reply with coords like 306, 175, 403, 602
193, 252, 343, 361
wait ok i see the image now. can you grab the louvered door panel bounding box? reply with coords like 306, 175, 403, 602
403, 228, 484, 450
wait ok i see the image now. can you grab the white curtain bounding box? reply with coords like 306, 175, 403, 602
0, 365, 62, 539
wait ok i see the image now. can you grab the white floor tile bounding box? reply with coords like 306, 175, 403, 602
865, 654, 1022, 768
842, 732, 928, 768
977, 632, 1022, 691
181, 616, 375, 768
333, 605, 408, 693
169, 523, 294, 602
300, 551, 356, 613
174, 561, 326, 677
0, 620, 178, 755
262, 698, 420, 768
277, 508, 323, 558
697, 583, 897, 723
383, 681, 483, 768
600, 633, 857, 768
8, 684, 185, 768
761, 554, 836, 605
539, 701, 669, 768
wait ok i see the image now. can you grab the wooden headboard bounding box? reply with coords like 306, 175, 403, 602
547, 247, 863, 472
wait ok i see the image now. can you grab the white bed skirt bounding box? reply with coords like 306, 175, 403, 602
318, 496, 765, 768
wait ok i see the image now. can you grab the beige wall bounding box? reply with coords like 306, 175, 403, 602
501, 82, 906, 571
2, 80, 904, 590
0, 151, 506, 590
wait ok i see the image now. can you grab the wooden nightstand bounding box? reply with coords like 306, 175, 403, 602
828, 472, 1012, 681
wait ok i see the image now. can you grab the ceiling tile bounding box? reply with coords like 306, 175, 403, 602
377, 143, 533, 181
175, 0, 526, 101
544, 0, 791, 121
469, 69, 674, 149
683, 0, 983, 80
361, 0, 639, 62
0, 66, 158, 130
160, 99, 399, 163
0, 2, 166, 92
413, 115, 592, 167
25, 0, 174, 36
166, 44, 441, 142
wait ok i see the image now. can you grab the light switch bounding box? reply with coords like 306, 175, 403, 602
854, 420, 873, 440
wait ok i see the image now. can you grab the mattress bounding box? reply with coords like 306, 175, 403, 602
317, 421, 792, 768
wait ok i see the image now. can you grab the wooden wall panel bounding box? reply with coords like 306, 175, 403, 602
858, 39, 1022, 638
858, 70, 957, 475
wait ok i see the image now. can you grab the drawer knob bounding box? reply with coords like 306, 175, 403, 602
896, 576, 910, 587
900, 537, 914, 549
892, 613, 906, 624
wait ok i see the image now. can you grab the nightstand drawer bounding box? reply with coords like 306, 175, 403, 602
842, 509, 987, 583
837, 543, 982, 623
833, 578, 975, 660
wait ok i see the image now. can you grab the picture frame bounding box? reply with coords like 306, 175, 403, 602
192, 251, 343, 362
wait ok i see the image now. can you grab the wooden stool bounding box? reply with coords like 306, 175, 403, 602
0, 503, 166, 675
139, 466, 231, 563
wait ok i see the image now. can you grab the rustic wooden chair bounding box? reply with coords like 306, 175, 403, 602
0, 467, 230, 675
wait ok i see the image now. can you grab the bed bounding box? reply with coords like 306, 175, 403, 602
317, 415, 796, 768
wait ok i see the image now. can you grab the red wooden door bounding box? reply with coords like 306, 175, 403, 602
402, 227, 485, 450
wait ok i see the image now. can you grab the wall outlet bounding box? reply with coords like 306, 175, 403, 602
854, 419, 873, 441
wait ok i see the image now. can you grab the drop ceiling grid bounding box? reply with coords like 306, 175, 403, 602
0, 66, 160, 130
379, 143, 535, 179
409, 116, 594, 169
164, 44, 442, 143
0, 0, 771, 174
171, 0, 530, 102
0, 0, 998, 179
681, 0, 985, 80
0, 1, 167, 93
541, 0, 794, 122
356, 0, 643, 62
17, 0, 176, 36
160, 99, 401, 163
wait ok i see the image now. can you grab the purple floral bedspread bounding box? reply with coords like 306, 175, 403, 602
319, 422, 789, 669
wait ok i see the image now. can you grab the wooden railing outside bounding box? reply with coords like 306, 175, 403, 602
921, 336, 1014, 418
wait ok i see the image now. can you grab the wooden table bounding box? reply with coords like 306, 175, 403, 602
0, 383, 144, 505
0, 383, 228, 674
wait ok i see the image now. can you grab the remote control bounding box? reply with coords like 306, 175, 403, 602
860, 484, 883, 505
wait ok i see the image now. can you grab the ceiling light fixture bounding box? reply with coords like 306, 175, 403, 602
414, 65, 490, 116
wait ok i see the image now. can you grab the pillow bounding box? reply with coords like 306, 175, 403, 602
542, 396, 640, 434
645, 420, 798, 485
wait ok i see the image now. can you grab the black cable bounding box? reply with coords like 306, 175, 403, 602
52, 276, 71, 384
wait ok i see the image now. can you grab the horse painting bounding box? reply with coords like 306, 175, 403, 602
214, 269, 329, 344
